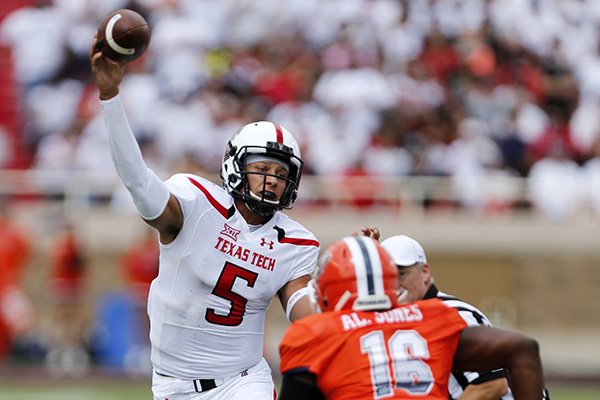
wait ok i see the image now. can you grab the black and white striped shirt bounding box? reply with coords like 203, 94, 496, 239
423, 284, 514, 400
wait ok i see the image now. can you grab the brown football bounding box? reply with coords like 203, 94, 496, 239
96, 9, 151, 62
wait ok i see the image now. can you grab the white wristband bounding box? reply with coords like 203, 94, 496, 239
101, 95, 170, 220
286, 287, 309, 322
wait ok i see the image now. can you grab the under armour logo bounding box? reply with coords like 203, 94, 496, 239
241, 369, 248, 377
220, 223, 240, 241
260, 238, 274, 249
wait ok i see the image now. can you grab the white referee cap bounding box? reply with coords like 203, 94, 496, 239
381, 235, 427, 267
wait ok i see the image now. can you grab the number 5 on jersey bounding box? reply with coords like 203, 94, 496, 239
205, 262, 258, 326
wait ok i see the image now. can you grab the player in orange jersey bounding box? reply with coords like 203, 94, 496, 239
278, 236, 545, 400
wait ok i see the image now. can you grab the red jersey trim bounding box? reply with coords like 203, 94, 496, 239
274, 226, 320, 247
188, 177, 235, 219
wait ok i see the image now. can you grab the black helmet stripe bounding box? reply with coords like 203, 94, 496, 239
356, 237, 375, 295
343, 236, 385, 298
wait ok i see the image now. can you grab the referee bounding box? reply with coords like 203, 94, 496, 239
365, 232, 551, 400
379, 234, 510, 400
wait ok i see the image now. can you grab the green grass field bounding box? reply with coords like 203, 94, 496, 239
0, 381, 598, 400
546, 385, 600, 400
0, 381, 150, 400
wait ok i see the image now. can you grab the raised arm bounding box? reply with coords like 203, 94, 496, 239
454, 326, 545, 400
89, 35, 183, 242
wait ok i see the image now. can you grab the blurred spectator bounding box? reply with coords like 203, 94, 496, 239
418, 29, 460, 85
23, 76, 85, 148
527, 140, 584, 221
33, 121, 82, 171
0, 0, 68, 90
114, 227, 158, 375
338, 162, 381, 209
0, 126, 9, 168
360, 109, 413, 177
0, 198, 35, 360
389, 59, 445, 116
570, 101, 600, 160
45, 220, 88, 376
377, 1, 425, 71
582, 141, 600, 217
494, 99, 530, 177
527, 97, 581, 167
443, 117, 518, 212
121, 227, 159, 311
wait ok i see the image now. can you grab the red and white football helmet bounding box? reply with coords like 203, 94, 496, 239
220, 121, 303, 216
314, 236, 397, 312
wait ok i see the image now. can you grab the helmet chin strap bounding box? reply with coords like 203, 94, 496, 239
243, 191, 279, 217
244, 200, 277, 217
241, 173, 283, 216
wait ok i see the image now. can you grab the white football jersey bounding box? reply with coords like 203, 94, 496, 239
147, 174, 319, 379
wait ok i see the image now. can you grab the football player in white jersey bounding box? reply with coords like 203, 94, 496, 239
90, 36, 319, 400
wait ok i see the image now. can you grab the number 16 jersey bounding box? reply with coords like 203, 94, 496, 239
148, 174, 319, 379
279, 299, 468, 400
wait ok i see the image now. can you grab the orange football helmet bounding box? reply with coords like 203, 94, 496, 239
314, 236, 397, 312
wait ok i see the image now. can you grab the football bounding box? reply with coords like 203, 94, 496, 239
96, 9, 151, 63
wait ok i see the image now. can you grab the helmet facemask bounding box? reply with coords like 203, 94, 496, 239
222, 143, 303, 217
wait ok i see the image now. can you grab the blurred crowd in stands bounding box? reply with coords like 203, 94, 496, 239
3, 0, 600, 220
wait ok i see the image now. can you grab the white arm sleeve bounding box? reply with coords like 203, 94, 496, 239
100, 95, 170, 220
285, 287, 309, 322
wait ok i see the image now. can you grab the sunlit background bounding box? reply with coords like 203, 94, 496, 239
1, 0, 599, 398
